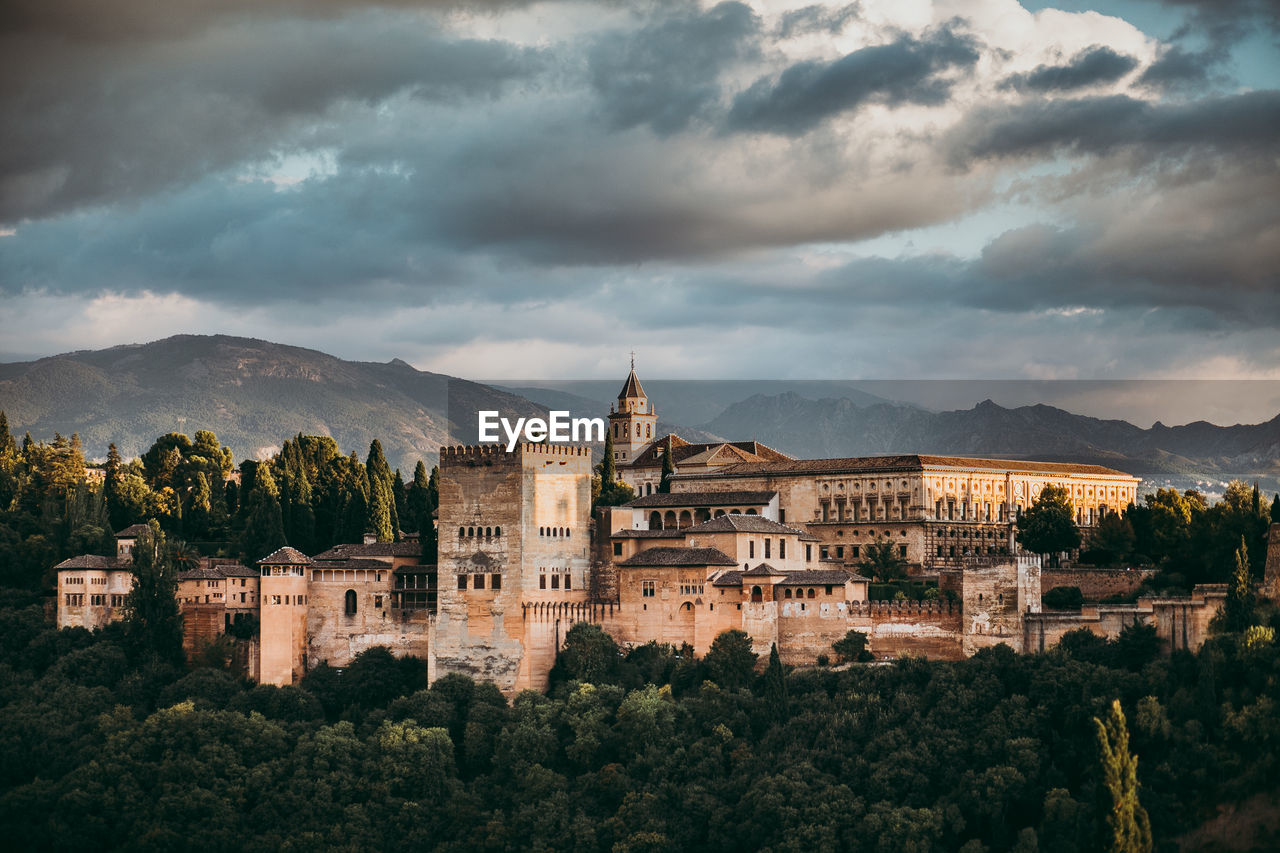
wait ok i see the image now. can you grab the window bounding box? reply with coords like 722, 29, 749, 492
458, 574, 468, 590
613, 542, 623, 557
784, 588, 792, 598
564, 573, 571, 590
551, 574, 560, 589
491, 574, 502, 590
807, 588, 816, 599
899, 545, 908, 558
851, 546, 860, 559
749, 541, 755, 559
90, 594, 105, 606
345, 589, 357, 616
474, 574, 485, 590
375, 595, 383, 608
779, 509, 786, 523
835, 546, 844, 559
764, 539, 771, 559
937, 545, 943, 557
806, 544, 812, 561
820, 546, 829, 560
272, 595, 281, 605
539, 574, 546, 589
642, 580, 656, 598
825, 585, 833, 595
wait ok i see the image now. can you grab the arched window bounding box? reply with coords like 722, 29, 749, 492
494, 527, 501, 537
485, 527, 492, 538
344, 589, 357, 616
784, 588, 792, 598
807, 588, 816, 599
745, 509, 757, 515
467, 526, 474, 537
751, 585, 763, 603
459, 527, 465, 538
650, 511, 662, 530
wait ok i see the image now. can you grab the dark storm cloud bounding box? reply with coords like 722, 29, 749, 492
949, 90, 1280, 163
1001, 46, 1138, 92
1139, 0, 1280, 33
587, 1, 761, 134
776, 3, 861, 39
0, 16, 544, 221
725, 28, 981, 135
0, 0, 538, 41
1137, 44, 1221, 91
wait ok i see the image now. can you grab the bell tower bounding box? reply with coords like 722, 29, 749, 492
608, 354, 657, 466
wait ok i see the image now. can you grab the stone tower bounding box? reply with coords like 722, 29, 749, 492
432, 443, 594, 694
608, 360, 657, 466
258, 546, 312, 686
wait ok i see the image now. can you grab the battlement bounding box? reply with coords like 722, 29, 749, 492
440, 443, 593, 464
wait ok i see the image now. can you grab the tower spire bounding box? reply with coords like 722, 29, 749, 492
630, 350, 635, 370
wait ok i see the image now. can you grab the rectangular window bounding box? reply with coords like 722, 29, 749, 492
835, 546, 844, 559
375, 595, 383, 608
272, 595, 281, 605
779, 508, 786, 523
539, 574, 546, 589
564, 573, 571, 590
820, 546, 829, 560
899, 545, 908, 558
642, 580, 656, 598
826, 585, 833, 595
491, 574, 502, 591
937, 545, 943, 557
749, 541, 755, 559
551, 574, 560, 589
613, 542, 623, 556
474, 574, 485, 590
457, 574, 468, 590
764, 539, 771, 559
851, 546, 860, 559
805, 544, 812, 561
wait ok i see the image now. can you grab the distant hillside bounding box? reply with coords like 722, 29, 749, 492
0, 335, 546, 472
702, 394, 1280, 492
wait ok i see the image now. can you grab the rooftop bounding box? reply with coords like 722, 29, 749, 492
55, 554, 129, 571
311, 541, 422, 560
617, 547, 738, 568
624, 490, 776, 508
678, 453, 1134, 479
258, 546, 312, 566
683, 514, 811, 536
114, 523, 151, 539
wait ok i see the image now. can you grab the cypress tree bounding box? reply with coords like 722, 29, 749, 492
365, 440, 398, 539
187, 471, 213, 541
658, 440, 675, 494
763, 643, 790, 722
393, 468, 407, 532
239, 464, 287, 563
124, 521, 184, 665
1094, 699, 1152, 853
600, 427, 616, 485
1271, 493, 1280, 524
1220, 537, 1255, 633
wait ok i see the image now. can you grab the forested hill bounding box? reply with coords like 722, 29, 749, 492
0, 335, 544, 472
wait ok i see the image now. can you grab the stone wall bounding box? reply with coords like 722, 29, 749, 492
1041, 567, 1156, 601
306, 573, 429, 668
1023, 585, 1226, 654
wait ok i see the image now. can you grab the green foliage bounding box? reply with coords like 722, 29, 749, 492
860, 535, 908, 582
122, 522, 184, 665
1087, 511, 1136, 566
658, 441, 674, 494
761, 643, 789, 721
1271, 494, 1280, 524
1094, 699, 1153, 853
1017, 484, 1081, 566
238, 463, 286, 563
833, 629, 875, 663
1214, 537, 1257, 634
703, 629, 757, 690
1043, 586, 1084, 610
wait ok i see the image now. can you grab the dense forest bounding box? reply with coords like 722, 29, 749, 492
1, 412, 1279, 850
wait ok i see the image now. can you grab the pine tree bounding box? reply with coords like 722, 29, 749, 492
658, 440, 674, 494
1094, 699, 1153, 853
239, 464, 287, 563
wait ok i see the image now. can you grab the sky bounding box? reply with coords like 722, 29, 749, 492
1, 0, 1278, 385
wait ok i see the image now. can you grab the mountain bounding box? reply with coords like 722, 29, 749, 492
0, 335, 546, 472
701, 394, 1280, 492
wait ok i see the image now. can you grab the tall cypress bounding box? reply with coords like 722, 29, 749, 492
239, 465, 287, 563
1094, 699, 1152, 853
658, 440, 675, 494
365, 440, 398, 540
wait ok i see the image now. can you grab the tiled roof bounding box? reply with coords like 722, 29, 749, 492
777, 569, 868, 584
114, 524, 151, 538
393, 563, 438, 574
213, 562, 259, 577
743, 563, 785, 576
311, 542, 421, 560
176, 566, 229, 581
711, 570, 744, 586
683, 454, 1133, 478
618, 369, 647, 400
683, 515, 809, 536
258, 546, 312, 566
610, 529, 686, 539
624, 490, 776, 508
310, 558, 393, 570
617, 547, 737, 567
54, 554, 129, 571
621, 436, 793, 470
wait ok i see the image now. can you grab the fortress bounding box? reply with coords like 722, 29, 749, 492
56, 368, 1247, 693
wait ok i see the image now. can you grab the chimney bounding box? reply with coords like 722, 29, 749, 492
363, 532, 377, 545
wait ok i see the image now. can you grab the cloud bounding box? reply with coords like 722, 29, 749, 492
725, 27, 981, 135
1002, 45, 1138, 92
0, 16, 544, 221
775, 3, 861, 39
586, 1, 761, 134
948, 90, 1280, 163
